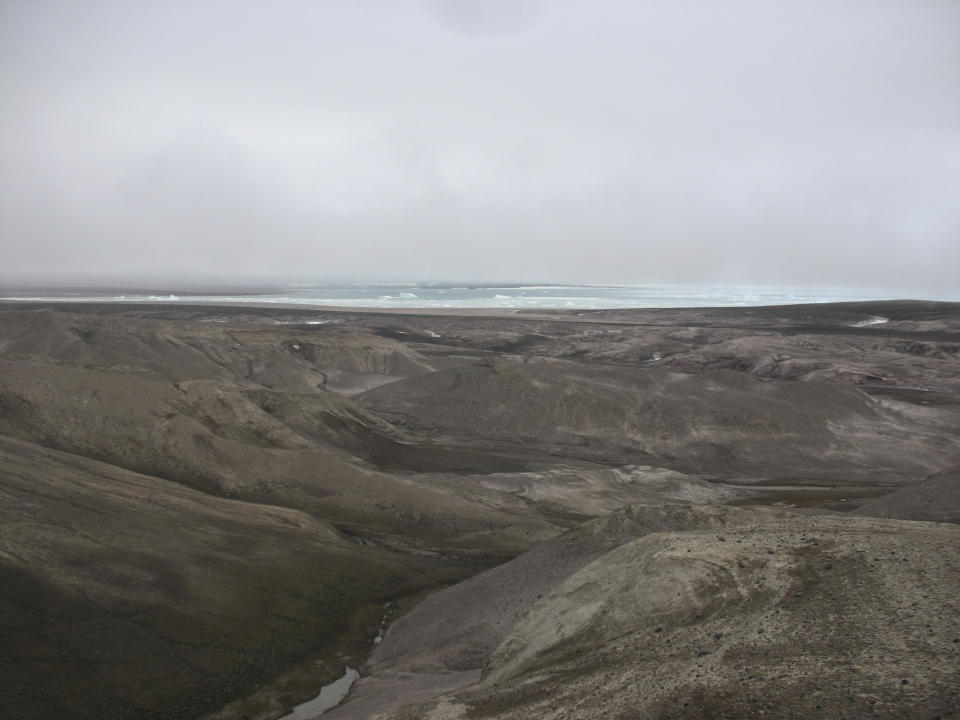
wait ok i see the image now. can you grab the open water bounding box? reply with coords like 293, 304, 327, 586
0, 283, 912, 309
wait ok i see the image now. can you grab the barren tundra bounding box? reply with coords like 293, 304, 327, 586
0, 300, 958, 720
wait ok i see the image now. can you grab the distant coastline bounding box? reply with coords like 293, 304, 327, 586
0, 283, 942, 310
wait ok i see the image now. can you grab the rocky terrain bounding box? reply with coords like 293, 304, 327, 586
0, 299, 958, 719
372, 508, 959, 720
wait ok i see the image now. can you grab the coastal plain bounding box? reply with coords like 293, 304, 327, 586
0, 300, 958, 719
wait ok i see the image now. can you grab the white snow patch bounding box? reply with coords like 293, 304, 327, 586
850, 316, 889, 327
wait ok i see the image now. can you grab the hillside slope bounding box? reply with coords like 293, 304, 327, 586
373, 511, 960, 720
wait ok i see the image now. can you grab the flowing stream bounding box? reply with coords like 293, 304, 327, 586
279, 667, 360, 720
279, 602, 395, 718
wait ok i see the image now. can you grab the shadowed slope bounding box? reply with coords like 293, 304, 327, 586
0, 435, 427, 720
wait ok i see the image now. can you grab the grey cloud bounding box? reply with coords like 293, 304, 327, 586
1, 0, 958, 295
423, 0, 541, 36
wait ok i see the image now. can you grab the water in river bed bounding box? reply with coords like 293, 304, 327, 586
279, 667, 360, 720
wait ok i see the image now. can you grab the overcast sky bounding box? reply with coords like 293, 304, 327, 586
1, 0, 958, 294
